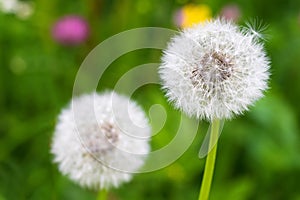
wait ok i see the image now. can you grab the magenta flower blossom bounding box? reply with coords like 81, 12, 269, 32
220, 4, 241, 22
52, 15, 89, 45
173, 9, 184, 27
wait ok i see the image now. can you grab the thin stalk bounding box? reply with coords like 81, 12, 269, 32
198, 119, 220, 200
97, 189, 107, 200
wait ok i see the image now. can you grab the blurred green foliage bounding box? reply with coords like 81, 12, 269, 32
1, 0, 300, 199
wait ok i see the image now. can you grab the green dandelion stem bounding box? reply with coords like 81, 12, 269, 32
198, 119, 220, 200
97, 189, 107, 200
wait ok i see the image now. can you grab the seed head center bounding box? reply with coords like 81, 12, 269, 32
84, 122, 119, 157
191, 52, 233, 87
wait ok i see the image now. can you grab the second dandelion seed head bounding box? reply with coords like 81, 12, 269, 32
159, 19, 270, 121
51, 91, 151, 190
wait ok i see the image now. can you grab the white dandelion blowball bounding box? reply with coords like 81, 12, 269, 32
51, 91, 151, 190
159, 19, 270, 120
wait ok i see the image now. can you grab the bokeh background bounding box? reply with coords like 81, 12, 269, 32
1, 0, 300, 199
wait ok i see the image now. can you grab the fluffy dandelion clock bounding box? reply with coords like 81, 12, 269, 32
159, 19, 270, 200
51, 91, 151, 190
159, 19, 270, 121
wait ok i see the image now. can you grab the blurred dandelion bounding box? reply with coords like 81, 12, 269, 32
51, 15, 90, 46
159, 19, 270, 200
51, 91, 151, 197
173, 4, 211, 28
0, 0, 17, 13
0, 0, 33, 19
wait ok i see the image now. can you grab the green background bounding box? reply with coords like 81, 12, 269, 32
1, 0, 300, 199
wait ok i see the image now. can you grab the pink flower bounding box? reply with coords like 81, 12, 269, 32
220, 4, 241, 22
173, 9, 184, 27
52, 15, 89, 45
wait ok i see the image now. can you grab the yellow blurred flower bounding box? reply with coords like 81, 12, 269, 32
174, 4, 212, 28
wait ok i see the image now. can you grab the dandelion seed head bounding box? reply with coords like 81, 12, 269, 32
51, 91, 151, 190
159, 19, 270, 120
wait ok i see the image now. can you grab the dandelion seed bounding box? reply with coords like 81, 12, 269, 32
244, 18, 269, 41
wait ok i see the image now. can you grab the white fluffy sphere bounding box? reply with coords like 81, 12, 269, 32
159, 19, 270, 120
51, 91, 151, 190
